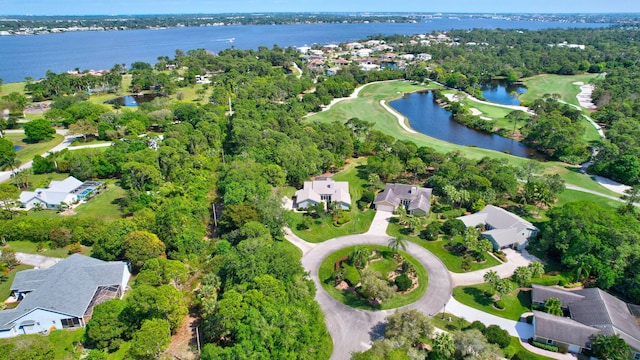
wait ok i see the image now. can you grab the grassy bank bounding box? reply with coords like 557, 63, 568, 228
452, 282, 531, 321
4, 133, 64, 164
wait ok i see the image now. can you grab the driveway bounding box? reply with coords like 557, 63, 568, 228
288, 210, 453, 360
14, 252, 62, 268
450, 248, 539, 286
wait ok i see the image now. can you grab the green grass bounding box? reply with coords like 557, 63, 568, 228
72, 181, 125, 221
0, 82, 26, 97
3, 240, 92, 258
504, 336, 555, 360
318, 245, 428, 310
0, 328, 85, 359
520, 73, 602, 106
289, 210, 375, 243
386, 221, 500, 273
331, 157, 369, 204
4, 133, 64, 165
430, 312, 470, 332
0, 264, 33, 300
306, 80, 618, 197
556, 189, 621, 211
452, 282, 532, 321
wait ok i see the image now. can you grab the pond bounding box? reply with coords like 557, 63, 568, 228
480, 80, 527, 106
390, 91, 538, 158
104, 93, 162, 107
13, 145, 23, 152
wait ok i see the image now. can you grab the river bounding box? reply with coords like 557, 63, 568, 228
0, 19, 609, 83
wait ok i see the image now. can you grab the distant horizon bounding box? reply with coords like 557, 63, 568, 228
1, 0, 640, 16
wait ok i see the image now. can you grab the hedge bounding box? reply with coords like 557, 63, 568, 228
530, 340, 559, 352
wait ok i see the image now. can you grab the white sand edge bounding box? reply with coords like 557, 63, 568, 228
380, 100, 417, 134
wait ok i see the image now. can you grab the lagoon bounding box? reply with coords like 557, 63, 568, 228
390, 91, 538, 158
480, 80, 527, 106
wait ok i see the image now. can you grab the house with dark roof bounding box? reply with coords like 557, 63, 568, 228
374, 184, 432, 215
457, 205, 538, 251
18, 176, 104, 210
532, 284, 640, 357
0, 254, 130, 338
294, 177, 351, 210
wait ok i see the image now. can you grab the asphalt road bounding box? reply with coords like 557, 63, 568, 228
300, 233, 453, 360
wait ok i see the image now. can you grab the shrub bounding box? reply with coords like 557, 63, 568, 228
442, 219, 465, 236
68, 242, 83, 254
334, 211, 351, 226
466, 320, 486, 333
484, 325, 510, 348
494, 300, 505, 309
493, 251, 507, 262
530, 277, 560, 286
343, 265, 361, 286
530, 340, 559, 352
395, 274, 412, 291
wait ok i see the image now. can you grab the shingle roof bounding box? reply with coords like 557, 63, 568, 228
533, 310, 599, 349
457, 205, 537, 248
0, 254, 128, 326
531, 284, 586, 307
294, 178, 351, 206
48, 177, 83, 193
374, 184, 432, 213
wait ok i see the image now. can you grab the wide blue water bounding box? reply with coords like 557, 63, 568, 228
0, 19, 609, 82
390, 91, 538, 158
480, 80, 527, 106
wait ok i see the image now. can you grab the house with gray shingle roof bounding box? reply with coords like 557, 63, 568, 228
0, 254, 130, 339
294, 177, 351, 210
457, 205, 538, 251
532, 285, 640, 356
18, 176, 104, 210
374, 184, 432, 215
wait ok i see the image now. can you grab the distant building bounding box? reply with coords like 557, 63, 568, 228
532, 284, 640, 356
294, 177, 351, 210
417, 53, 432, 61
18, 176, 104, 210
457, 205, 538, 250
0, 254, 130, 339
374, 184, 432, 215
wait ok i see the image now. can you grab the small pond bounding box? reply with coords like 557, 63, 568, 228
13, 145, 23, 152
390, 91, 539, 158
104, 93, 162, 107
480, 80, 527, 106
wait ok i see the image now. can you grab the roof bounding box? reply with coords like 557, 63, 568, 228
294, 178, 351, 206
48, 177, 83, 193
0, 254, 128, 327
533, 310, 599, 349
374, 184, 432, 213
18, 176, 84, 207
458, 205, 537, 247
533, 285, 640, 351
531, 284, 585, 307
482, 228, 522, 248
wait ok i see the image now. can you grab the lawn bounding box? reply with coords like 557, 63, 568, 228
0, 82, 26, 97
306, 80, 618, 197
318, 245, 428, 310
504, 337, 555, 360
386, 221, 501, 273
4, 132, 64, 164
72, 181, 126, 221
3, 240, 92, 258
289, 209, 376, 243
520, 73, 602, 107
555, 189, 621, 211
452, 281, 532, 321
0, 328, 85, 359
0, 264, 33, 300
331, 157, 369, 205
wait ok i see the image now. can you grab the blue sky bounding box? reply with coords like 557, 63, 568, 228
1, 0, 639, 16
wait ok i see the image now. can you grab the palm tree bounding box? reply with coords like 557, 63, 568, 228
543, 297, 563, 316
483, 270, 500, 294
431, 332, 455, 359
388, 236, 408, 254
528, 261, 545, 279
350, 246, 370, 269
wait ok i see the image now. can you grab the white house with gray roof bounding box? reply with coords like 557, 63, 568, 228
294, 177, 351, 210
0, 254, 130, 338
374, 184, 432, 215
457, 205, 538, 251
18, 176, 103, 210
531, 284, 640, 357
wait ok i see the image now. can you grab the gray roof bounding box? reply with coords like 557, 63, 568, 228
533, 285, 640, 351
294, 177, 351, 206
458, 205, 537, 247
18, 176, 84, 207
0, 254, 128, 326
48, 177, 83, 193
374, 184, 432, 213
531, 284, 586, 307
482, 228, 521, 248
533, 310, 599, 349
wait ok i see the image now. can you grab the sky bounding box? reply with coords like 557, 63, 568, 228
1, 0, 640, 16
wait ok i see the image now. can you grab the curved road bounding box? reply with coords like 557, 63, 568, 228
296, 214, 453, 359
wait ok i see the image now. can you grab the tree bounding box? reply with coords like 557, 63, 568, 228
384, 309, 433, 345
85, 299, 129, 352
125, 284, 187, 331
349, 246, 371, 269
123, 231, 166, 272
0, 138, 16, 171
543, 297, 563, 316
591, 334, 631, 360
512, 266, 532, 287
67, 120, 98, 142
528, 261, 545, 279
359, 270, 396, 303
127, 319, 171, 360
483, 270, 500, 294
430, 332, 455, 360
442, 219, 465, 237
483, 325, 510, 348
388, 236, 408, 254
23, 119, 55, 143
495, 279, 514, 300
